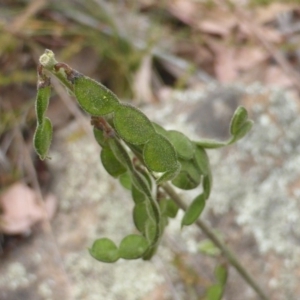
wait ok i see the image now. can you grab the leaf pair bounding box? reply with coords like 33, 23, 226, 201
33, 73, 53, 160
89, 234, 149, 263
195, 106, 253, 149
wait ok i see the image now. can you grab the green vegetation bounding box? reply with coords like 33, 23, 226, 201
33, 49, 259, 299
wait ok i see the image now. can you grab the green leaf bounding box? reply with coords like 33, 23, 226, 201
181, 193, 206, 226
74, 74, 120, 116
194, 146, 210, 176
145, 218, 158, 243
206, 284, 223, 300
171, 171, 191, 190
132, 184, 147, 204
195, 106, 253, 149
114, 104, 156, 145
215, 264, 228, 286
142, 244, 158, 260
89, 238, 119, 263
230, 106, 248, 136
167, 130, 195, 160
203, 173, 213, 199
156, 166, 180, 184
108, 139, 134, 171
131, 171, 152, 199
119, 234, 149, 260
93, 127, 108, 148
152, 122, 168, 137
101, 147, 127, 177
160, 199, 179, 218
119, 172, 131, 190
133, 201, 154, 233
35, 85, 51, 125
229, 120, 253, 144
172, 159, 202, 190
33, 117, 53, 160
194, 139, 226, 149
198, 239, 221, 257
143, 134, 178, 173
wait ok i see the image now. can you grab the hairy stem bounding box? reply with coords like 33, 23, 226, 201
162, 183, 269, 300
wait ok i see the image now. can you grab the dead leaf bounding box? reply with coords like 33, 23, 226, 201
198, 20, 233, 36
255, 3, 296, 25
197, 11, 237, 36
167, 0, 199, 25
238, 22, 282, 44
215, 49, 238, 82
264, 65, 293, 88
209, 41, 238, 83
235, 47, 269, 71
0, 183, 56, 235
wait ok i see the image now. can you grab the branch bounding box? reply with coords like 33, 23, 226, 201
162, 183, 269, 300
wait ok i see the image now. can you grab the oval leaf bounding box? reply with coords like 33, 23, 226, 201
194, 146, 210, 176
143, 134, 178, 173
156, 166, 180, 184
89, 238, 119, 263
230, 106, 248, 136
93, 128, 108, 148
145, 218, 158, 243
119, 172, 132, 190
119, 234, 149, 260
74, 75, 120, 116
114, 104, 156, 145
215, 264, 228, 286
35, 85, 51, 125
108, 139, 134, 171
206, 284, 223, 300
152, 122, 168, 137
101, 147, 127, 177
160, 199, 179, 218
182, 193, 206, 226
167, 130, 195, 160
33, 117, 53, 160
229, 120, 253, 144
198, 239, 221, 257
131, 171, 152, 198
172, 159, 202, 190
133, 201, 154, 233
132, 184, 147, 204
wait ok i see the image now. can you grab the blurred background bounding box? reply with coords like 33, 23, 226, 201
1, 0, 300, 299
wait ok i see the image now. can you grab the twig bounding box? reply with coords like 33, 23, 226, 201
162, 182, 270, 300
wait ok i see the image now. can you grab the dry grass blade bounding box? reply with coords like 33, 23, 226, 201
7, 0, 47, 35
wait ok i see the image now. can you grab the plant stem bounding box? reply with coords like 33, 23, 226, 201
39, 49, 74, 92
162, 183, 269, 300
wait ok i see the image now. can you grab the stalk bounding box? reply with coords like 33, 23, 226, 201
162, 183, 269, 300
